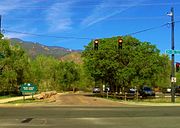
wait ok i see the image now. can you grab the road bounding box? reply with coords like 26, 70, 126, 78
0, 93, 180, 128
0, 106, 180, 128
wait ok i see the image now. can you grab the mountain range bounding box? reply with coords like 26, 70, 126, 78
10, 38, 82, 59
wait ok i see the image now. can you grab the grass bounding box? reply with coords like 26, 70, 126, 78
0, 95, 11, 99
140, 97, 180, 103
6, 98, 44, 104
0, 95, 17, 99
100, 94, 180, 103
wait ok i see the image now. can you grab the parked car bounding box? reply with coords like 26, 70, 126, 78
92, 86, 101, 93
139, 86, 155, 98
175, 86, 180, 96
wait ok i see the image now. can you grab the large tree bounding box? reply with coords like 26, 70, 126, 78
0, 37, 29, 94
82, 36, 170, 92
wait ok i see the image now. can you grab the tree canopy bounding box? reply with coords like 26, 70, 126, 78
0, 35, 172, 95
82, 36, 170, 92
0, 37, 82, 95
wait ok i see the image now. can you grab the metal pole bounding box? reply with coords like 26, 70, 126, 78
171, 7, 175, 103
0, 15, 1, 34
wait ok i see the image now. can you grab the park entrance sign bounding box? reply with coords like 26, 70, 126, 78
20, 83, 37, 93
20, 83, 37, 100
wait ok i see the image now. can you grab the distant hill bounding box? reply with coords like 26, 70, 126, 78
10, 38, 81, 58
60, 52, 83, 64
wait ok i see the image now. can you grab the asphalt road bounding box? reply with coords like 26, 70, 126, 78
0, 106, 180, 128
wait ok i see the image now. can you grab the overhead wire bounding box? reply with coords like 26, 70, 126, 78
125, 23, 169, 36
3, 29, 93, 40
124, 20, 180, 36
2, 21, 180, 40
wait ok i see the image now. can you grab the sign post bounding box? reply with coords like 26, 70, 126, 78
166, 49, 179, 102
20, 83, 37, 100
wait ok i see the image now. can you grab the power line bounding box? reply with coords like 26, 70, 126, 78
4, 29, 93, 40
125, 23, 169, 36
175, 20, 180, 23
3, 21, 180, 40
125, 20, 180, 36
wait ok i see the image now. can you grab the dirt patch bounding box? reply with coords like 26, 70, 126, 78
54, 93, 126, 106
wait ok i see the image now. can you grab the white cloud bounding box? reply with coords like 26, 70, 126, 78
0, 0, 41, 15
0, 0, 45, 39
46, 1, 74, 32
0, 0, 22, 15
81, 0, 145, 27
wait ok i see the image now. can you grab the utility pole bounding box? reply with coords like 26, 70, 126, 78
0, 15, 1, 34
0, 15, 3, 39
168, 7, 175, 103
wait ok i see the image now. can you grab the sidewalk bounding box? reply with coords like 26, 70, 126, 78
0, 94, 40, 104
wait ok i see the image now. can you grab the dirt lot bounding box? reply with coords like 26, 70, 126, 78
53, 93, 128, 106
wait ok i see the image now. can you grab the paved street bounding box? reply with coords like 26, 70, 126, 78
0, 106, 180, 128
1, 93, 180, 128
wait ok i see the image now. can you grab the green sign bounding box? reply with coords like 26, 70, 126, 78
20, 83, 37, 94
166, 50, 180, 54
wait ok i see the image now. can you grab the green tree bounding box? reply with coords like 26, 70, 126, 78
29, 55, 62, 91
60, 61, 80, 91
0, 37, 29, 95
82, 36, 170, 93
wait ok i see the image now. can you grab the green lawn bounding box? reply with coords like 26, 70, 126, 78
0, 95, 12, 99
140, 97, 180, 103
6, 99, 44, 104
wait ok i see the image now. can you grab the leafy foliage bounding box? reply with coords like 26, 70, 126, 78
82, 36, 170, 92
0, 34, 173, 95
0, 36, 82, 95
0, 38, 29, 95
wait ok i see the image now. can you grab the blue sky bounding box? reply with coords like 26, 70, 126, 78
1, 0, 180, 61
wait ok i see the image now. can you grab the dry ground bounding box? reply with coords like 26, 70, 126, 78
53, 93, 127, 106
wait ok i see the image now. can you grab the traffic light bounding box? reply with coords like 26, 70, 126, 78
94, 39, 99, 50
176, 62, 180, 72
118, 38, 123, 49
